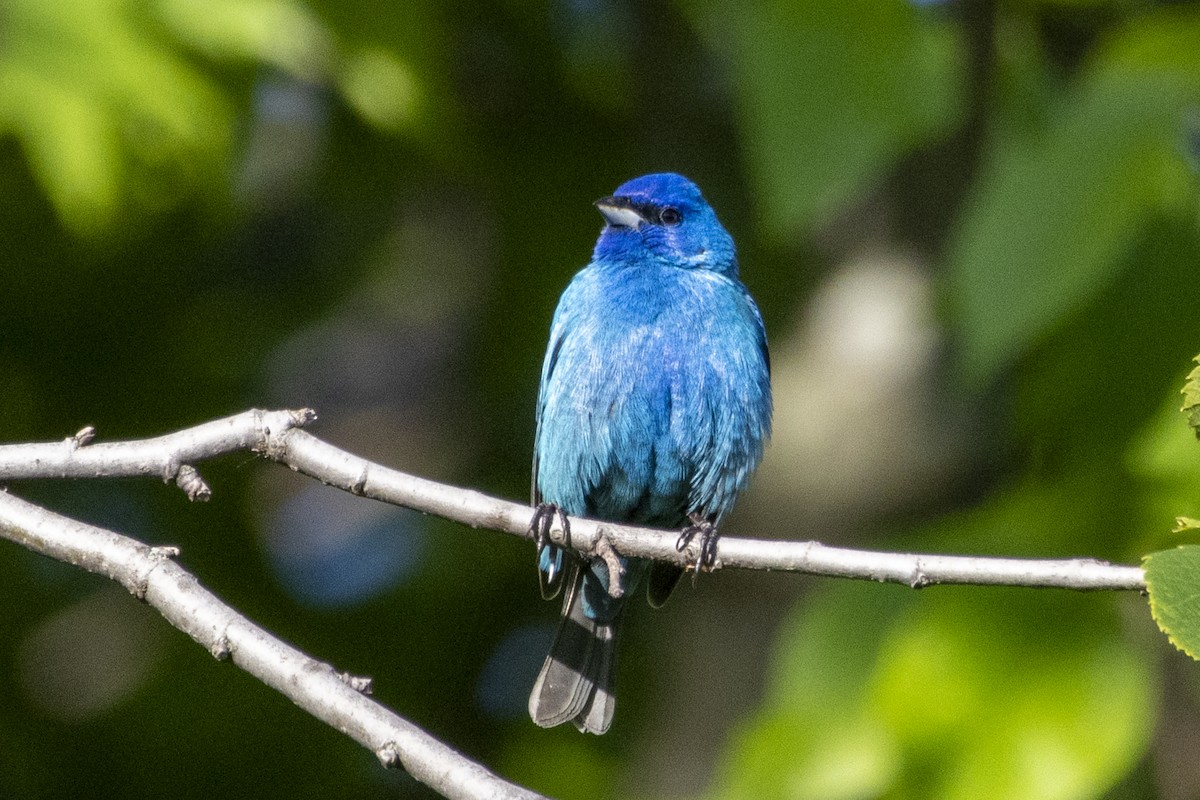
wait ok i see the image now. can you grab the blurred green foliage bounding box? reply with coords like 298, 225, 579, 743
707, 0, 966, 235
947, 12, 1200, 388
2, 0, 1200, 799
719, 582, 1151, 800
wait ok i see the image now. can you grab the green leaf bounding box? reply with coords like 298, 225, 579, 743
947, 14, 1200, 387
871, 592, 1152, 800
497, 728, 616, 800
1181, 356, 1200, 437
695, 0, 964, 235
720, 710, 899, 800
337, 46, 422, 133
156, 0, 334, 79
713, 578, 1153, 800
0, 0, 232, 235
1127, 389, 1200, 552
1145, 546, 1200, 659
714, 582, 908, 800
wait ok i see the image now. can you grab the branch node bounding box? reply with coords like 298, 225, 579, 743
338, 672, 374, 695
802, 540, 821, 564
210, 633, 233, 662
160, 457, 181, 486
595, 533, 625, 599
375, 742, 401, 770
350, 465, 369, 496
131, 545, 180, 600
256, 409, 315, 460
548, 514, 568, 547
175, 465, 212, 502
68, 426, 96, 450
290, 408, 318, 427
908, 561, 931, 590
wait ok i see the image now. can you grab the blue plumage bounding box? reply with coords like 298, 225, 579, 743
528, 173, 771, 733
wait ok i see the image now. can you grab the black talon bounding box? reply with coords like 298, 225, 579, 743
530, 503, 571, 551
676, 515, 719, 577
700, 527, 720, 567
531, 503, 571, 600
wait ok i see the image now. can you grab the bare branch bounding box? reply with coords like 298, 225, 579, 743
0, 408, 314, 492
0, 490, 546, 800
0, 410, 1151, 798
268, 426, 1147, 592
0, 409, 1147, 592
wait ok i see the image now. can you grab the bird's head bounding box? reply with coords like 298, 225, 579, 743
592, 173, 737, 276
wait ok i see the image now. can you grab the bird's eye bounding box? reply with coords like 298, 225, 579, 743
659, 207, 682, 226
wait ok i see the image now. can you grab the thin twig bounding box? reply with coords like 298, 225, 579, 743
276, 428, 1145, 590
0, 409, 1147, 592
0, 490, 546, 800
0, 408, 313, 487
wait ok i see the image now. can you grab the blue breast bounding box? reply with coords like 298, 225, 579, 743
534, 259, 770, 532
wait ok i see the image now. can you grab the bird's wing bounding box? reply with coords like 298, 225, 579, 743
532, 311, 569, 506
533, 291, 578, 601
744, 284, 770, 378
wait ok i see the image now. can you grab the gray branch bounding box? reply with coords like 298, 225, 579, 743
0, 410, 1149, 796
0, 408, 1146, 592
273, 426, 1146, 591
0, 489, 545, 800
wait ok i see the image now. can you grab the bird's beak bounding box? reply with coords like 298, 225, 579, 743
595, 196, 645, 230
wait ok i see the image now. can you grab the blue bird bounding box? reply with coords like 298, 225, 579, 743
528, 173, 772, 734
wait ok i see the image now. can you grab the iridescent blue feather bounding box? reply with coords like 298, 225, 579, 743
529, 173, 771, 734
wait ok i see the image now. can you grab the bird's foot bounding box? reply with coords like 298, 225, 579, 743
530, 503, 571, 552
676, 515, 719, 576
531, 503, 571, 599
594, 534, 626, 600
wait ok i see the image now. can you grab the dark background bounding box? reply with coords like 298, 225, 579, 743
2, 1, 1200, 798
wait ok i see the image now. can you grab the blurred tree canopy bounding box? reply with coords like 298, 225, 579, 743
2, 0, 1200, 798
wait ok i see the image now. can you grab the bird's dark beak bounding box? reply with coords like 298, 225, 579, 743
595, 196, 645, 230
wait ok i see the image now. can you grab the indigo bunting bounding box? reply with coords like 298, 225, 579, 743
527, 173, 772, 734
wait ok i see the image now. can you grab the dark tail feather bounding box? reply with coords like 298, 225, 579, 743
646, 562, 683, 608
528, 569, 618, 734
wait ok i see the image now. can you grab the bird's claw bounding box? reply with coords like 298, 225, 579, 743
594, 534, 626, 600
530, 503, 571, 552
531, 503, 572, 600
676, 517, 719, 576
